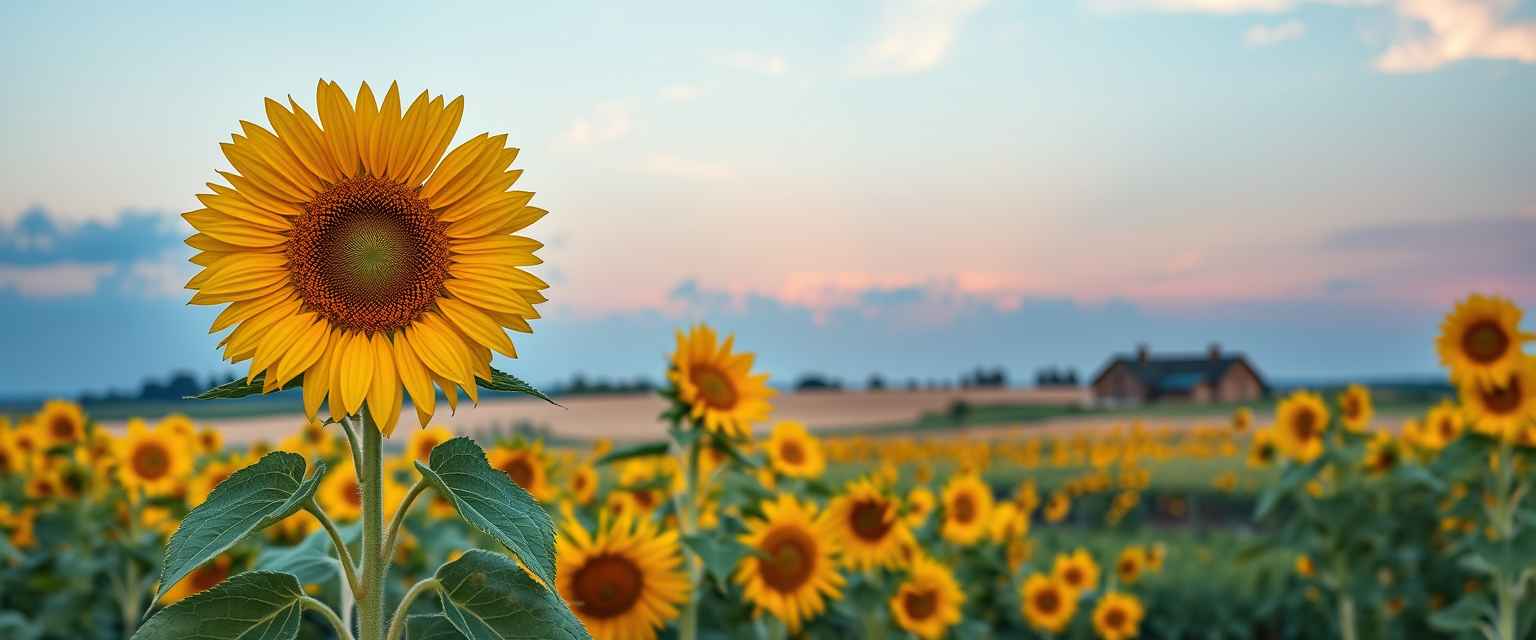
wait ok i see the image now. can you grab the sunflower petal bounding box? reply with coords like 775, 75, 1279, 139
366, 333, 402, 437
392, 332, 436, 427
340, 331, 375, 416
439, 297, 517, 358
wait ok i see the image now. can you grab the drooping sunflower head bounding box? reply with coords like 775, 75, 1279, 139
940, 473, 994, 546
116, 419, 192, 497
766, 420, 825, 479
734, 493, 845, 634
556, 512, 689, 640
1248, 427, 1279, 468
34, 400, 86, 448
185, 80, 549, 437
1460, 358, 1536, 441
488, 443, 552, 501
1020, 573, 1078, 634
1052, 548, 1101, 593
1337, 384, 1374, 433
1275, 390, 1330, 463
1092, 591, 1146, 640
1115, 546, 1146, 584
1437, 294, 1531, 388
667, 324, 775, 438
888, 555, 965, 640
829, 479, 911, 571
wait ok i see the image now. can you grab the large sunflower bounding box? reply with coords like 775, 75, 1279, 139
940, 473, 994, 546
1020, 573, 1078, 634
557, 513, 689, 640
1337, 384, 1374, 433
827, 479, 912, 571
735, 494, 845, 634
765, 421, 825, 480
116, 419, 192, 497
1438, 295, 1531, 389
184, 80, 548, 437
668, 325, 774, 438
34, 400, 86, 448
1092, 591, 1145, 640
888, 555, 964, 640
1460, 358, 1536, 440
1275, 391, 1329, 463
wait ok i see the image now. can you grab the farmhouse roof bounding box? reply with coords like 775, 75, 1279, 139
1090, 348, 1269, 395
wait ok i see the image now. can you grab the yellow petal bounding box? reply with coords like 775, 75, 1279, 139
368, 82, 403, 177
263, 97, 338, 183
275, 316, 331, 386
432, 374, 459, 415
198, 185, 292, 230
221, 139, 312, 202
386, 90, 433, 181
209, 290, 294, 334
329, 330, 351, 422
183, 209, 288, 248
353, 81, 381, 177
216, 171, 303, 217
392, 332, 436, 426
340, 331, 375, 416
432, 140, 515, 209
249, 312, 316, 383
302, 328, 340, 420
442, 277, 537, 317
419, 133, 495, 202
406, 95, 464, 187
316, 80, 361, 177
438, 297, 517, 358
407, 317, 471, 388
366, 334, 403, 437
238, 120, 327, 194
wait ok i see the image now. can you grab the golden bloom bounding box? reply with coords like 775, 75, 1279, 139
488, 442, 553, 501
888, 555, 964, 640
1460, 358, 1536, 441
557, 513, 689, 640
184, 80, 549, 437
1437, 294, 1531, 389
117, 419, 192, 497
318, 462, 403, 521
1092, 591, 1145, 640
1044, 492, 1071, 523
1275, 391, 1329, 463
569, 464, 599, 506
195, 427, 224, 455
940, 473, 993, 546
827, 479, 912, 571
1053, 548, 1101, 593
988, 501, 1030, 543
1020, 573, 1078, 634
1248, 427, 1279, 468
279, 420, 339, 460
765, 421, 825, 480
1115, 546, 1146, 584
1144, 543, 1166, 572
0, 429, 19, 477
668, 324, 774, 438
905, 486, 936, 527
0, 504, 37, 549
1363, 431, 1403, 475
407, 424, 454, 462
188, 460, 239, 507
1422, 401, 1465, 450
34, 400, 87, 448
160, 555, 233, 605
735, 494, 845, 633
1296, 553, 1314, 577
1231, 406, 1252, 432
1337, 384, 1374, 433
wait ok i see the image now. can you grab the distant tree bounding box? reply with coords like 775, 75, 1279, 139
795, 373, 843, 392
867, 373, 887, 391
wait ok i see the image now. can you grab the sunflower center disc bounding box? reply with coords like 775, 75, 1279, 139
1064, 567, 1083, 588
132, 444, 170, 480
903, 589, 938, 620
572, 554, 644, 619
500, 457, 535, 489
952, 493, 977, 523
690, 365, 739, 410
850, 499, 892, 541
760, 526, 816, 592
1105, 607, 1127, 628
779, 440, 806, 465
1292, 409, 1317, 440
49, 417, 76, 441
1463, 321, 1511, 364
1481, 377, 1523, 415
287, 176, 451, 333
1034, 589, 1060, 614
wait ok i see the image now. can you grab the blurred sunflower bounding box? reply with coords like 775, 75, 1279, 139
1092, 591, 1145, 640
34, 400, 86, 448
488, 442, 553, 501
188, 460, 239, 507
318, 462, 403, 521
195, 427, 224, 455
735, 494, 844, 634
1115, 546, 1146, 584
940, 473, 993, 546
1044, 492, 1071, 523
1231, 406, 1252, 432
1437, 294, 1530, 389
0, 430, 18, 477
0, 504, 37, 549
905, 486, 936, 527
569, 464, 599, 506
1459, 358, 1536, 440
1337, 384, 1374, 433
888, 555, 964, 640
557, 513, 689, 640
1020, 573, 1077, 634
184, 80, 549, 437
160, 555, 233, 605
407, 424, 454, 462
827, 479, 911, 571
766, 421, 825, 480
668, 324, 774, 438
988, 501, 1030, 543
1296, 554, 1315, 577
1144, 543, 1166, 572
1275, 391, 1329, 463
1363, 432, 1403, 475
1053, 548, 1101, 593
1247, 427, 1279, 468
1424, 400, 1465, 449
279, 420, 338, 460
117, 419, 192, 497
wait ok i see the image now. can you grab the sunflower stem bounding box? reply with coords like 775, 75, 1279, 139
301, 596, 355, 640
382, 479, 428, 564
384, 578, 441, 640
676, 423, 705, 640
357, 414, 388, 640
306, 498, 362, 596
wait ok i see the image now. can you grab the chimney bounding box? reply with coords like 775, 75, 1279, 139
1208, 342, 1222, 362
1136, 343, 1149, 365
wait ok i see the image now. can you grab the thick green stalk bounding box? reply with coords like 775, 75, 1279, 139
675, 429, 705, 640
1337, 594, 1358, 640
357, 414, 387, 640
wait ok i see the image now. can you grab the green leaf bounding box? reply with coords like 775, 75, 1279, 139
478, 368, 560, 405
408, 615, 469, 640
595, 441, 669, 467
433, 549, 589, 640
185, 374, 299, 400
1253, 459, 1322, 520
253, 525, 358, 588
415, 437, 558, 590
133, 571, 307, 640
682, 533, 748, 588
1428, 593, 1493, 633
154, 452, 325, 603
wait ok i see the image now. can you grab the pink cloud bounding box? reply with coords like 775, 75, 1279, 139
1376, 0, 1536, 72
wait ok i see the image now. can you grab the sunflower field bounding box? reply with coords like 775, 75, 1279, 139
1, 81, 1534, 640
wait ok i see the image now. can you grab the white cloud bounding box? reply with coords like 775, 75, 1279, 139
658, 83, 706, 103
851, 0, 991, 76
718, 51, 788, 75
0, 262, 116, 298
1245, 19, 1308, 45
125, 250, 196, 299
558, 103, 633, 148
643, 154, 735, 180
1375, 0, 1536, 72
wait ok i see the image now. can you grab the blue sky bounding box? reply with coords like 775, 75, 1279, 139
2, 1, 1534, 395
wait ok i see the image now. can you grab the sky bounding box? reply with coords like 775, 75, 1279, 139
2, 0, 1534, 396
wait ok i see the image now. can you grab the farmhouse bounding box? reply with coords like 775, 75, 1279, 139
1090, 344, 1268, 405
